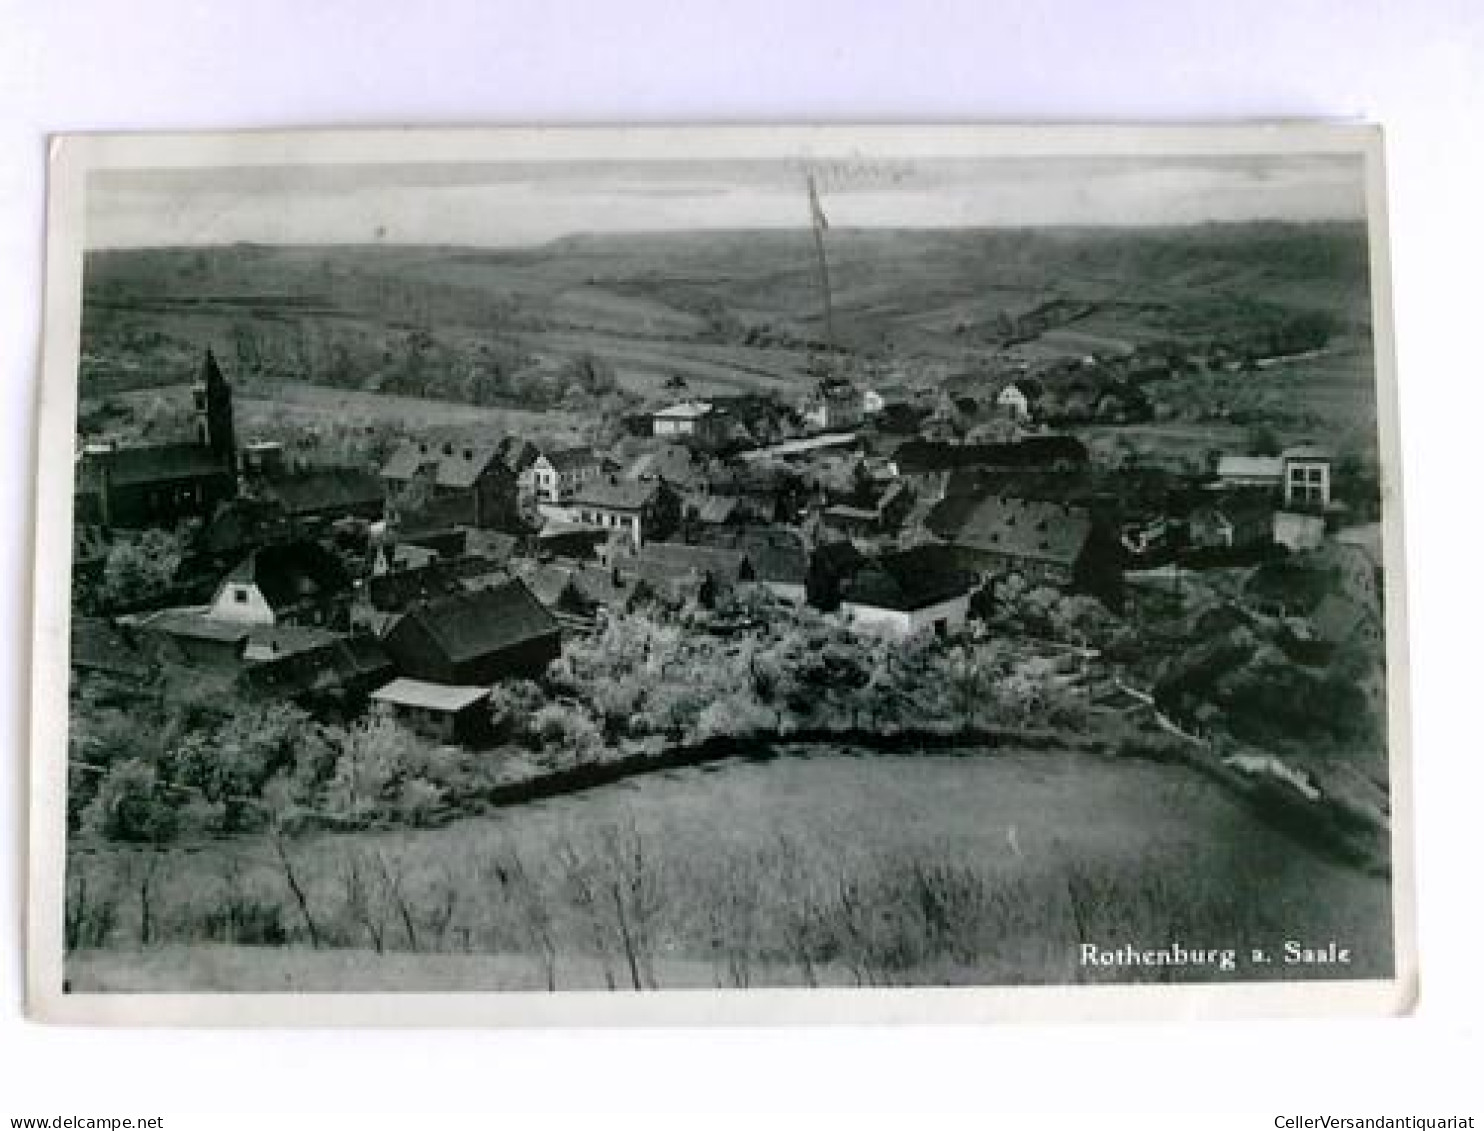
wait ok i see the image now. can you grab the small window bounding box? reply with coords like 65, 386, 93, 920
234, 587, 249, 604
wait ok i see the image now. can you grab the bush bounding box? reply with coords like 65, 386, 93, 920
80, 758, 178, 843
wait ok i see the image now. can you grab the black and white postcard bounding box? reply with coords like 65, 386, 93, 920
28, 125, 1413, 1023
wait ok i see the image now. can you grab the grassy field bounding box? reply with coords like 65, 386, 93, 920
78, 223, 1375, 410
66, 746, 1393, 991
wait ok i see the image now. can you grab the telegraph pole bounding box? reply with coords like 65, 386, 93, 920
807, 172, 835, 351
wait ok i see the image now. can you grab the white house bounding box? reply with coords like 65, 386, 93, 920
995, 380, 1041, 420
1280, 445, 1333, 509
525, 446, 599, 504
652, 401, 717, 440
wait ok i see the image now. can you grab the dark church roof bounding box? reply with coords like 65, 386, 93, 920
94, 443, 232, 488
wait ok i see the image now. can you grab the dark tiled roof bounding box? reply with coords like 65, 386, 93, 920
634, 542, 750, 586
222, 541, 351, 611
265, 467, 384, 517
242, 635, 393, 699
624, 444, 707, 488
398, 580, 559, 665
894, 436, 1088, 475
364, 558, 498, 611
842, 544, 976, 612
692, 495, 739, 524
381, 441, 505, 488
573, 476, 661, 511
542, 446, 596, 473
930, 494, 1093, 569
95, 443, 232, 488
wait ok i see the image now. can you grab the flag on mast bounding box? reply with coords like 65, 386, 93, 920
807, 173, 830, 232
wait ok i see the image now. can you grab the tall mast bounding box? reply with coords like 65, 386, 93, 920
807, 172, 835, 352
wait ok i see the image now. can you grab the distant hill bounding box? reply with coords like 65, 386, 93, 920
79, 222, 1372, 406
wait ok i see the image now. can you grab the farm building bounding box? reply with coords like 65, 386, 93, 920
206, 541, 353, 628
651, 401, 721, 442
838, 544, 978, 639
1188, 496, 1275, 551
623, 443, 710, 493
382, 580, 561, 686
258, 466, 385, 525
242, 634, 393, 714
927, 493, 1124, 610
563, 476, 680, 549
524, 446, 599, 504
1215, 455, 1284, 491
371, 678, 492, 744
381, 438, 521, 530
631, 541, 753, 606
1274, 510, 1326, 552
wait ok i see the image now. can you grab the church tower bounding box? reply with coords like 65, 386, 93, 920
194, 347, 236, 466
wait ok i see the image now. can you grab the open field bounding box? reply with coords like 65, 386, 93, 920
99, 381, 588, 449
67, 746, 1393, 991
78, 223, 1374, 411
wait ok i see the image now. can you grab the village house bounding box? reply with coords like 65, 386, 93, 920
524, 445, 600, 504
651, 401, 721, 443
381, 579, 561, 686
370, 678, 492, 744
370, 678, 493, 744
242, 634, 394, 715
801, 379, 864, 432
563, 476, 680, 549
255, 465, 386, 527
698, 525, 810, 605
631, 541, 753, 607
1281, 445, 1334, 509
623, 443, 710, 494
995, 379, 1042, 420
380, 438, 520, 530
1215, 445, 1334, 511
1188, 496, 1275, 551
1273, 509, 1326, 552
205, 541, 353, 628
838, 544, 979, 639
927, 493, 1124, 610
889, 436, 1090, 502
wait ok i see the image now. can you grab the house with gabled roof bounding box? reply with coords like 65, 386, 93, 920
206, 541, 353, 628
632, 541, 753, 606
381, 437, 519, 529
525, 446, 600, 504
564, 475, 680, 549
370, 678, 492, 744
839, 543, 979, 639
927, 493, 1124, 610
382, 579, 561, 685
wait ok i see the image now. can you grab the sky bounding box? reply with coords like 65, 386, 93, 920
86, 152, 1367, 249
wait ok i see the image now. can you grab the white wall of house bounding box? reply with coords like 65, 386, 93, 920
1283, 458, 1331, 508
842, 592, 970, 638
997, 387, 1030, 418
1273, 510, 1326, 551
207, 580, 277, 625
